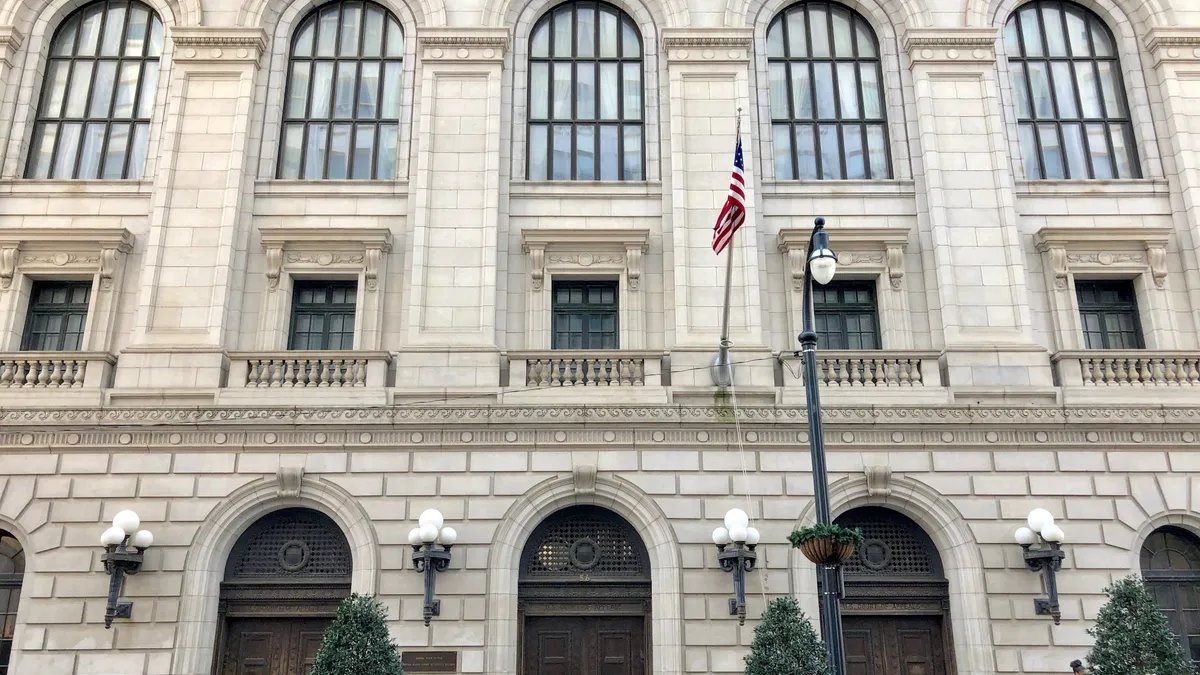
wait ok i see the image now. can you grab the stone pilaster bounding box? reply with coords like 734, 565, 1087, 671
904, 29, 1053, 399
397, 29, 508, 389
662, 28, 773, 390
115, 28, 266, 399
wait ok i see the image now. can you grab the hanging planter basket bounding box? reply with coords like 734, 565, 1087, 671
788, 524, 864, 566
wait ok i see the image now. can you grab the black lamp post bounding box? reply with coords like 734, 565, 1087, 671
795, 217, 846, 675
408, 508, 456, 626
99, 509, 154, 629
1015, 508, 1067, 624
712, 508, 760, 625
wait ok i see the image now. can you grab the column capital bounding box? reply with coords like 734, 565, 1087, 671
418, 28, 509, 63
661, 28, 753, 63
0, 26, 22, 68
169, 27, 267, 64
903, 28, 999, 65
1145, 27, 1200, 65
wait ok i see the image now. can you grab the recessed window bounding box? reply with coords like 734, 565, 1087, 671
527, 1, 644, 181
1076, 279, 1143, 349
766, 1, 890, 180
288, 280, 357, 350
0, 529, 25, 675
26, 0, 163, 179
1003, 0, 1138, 179
814, 280, 879, 349
21, 281, 91, 351
277, 0, 405, 180
1140, 526, 1200, 667
552, 280, 618, 349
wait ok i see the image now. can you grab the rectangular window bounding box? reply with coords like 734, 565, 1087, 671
1076, 279, 1144, 349
21, 281, 91, 351
813, 280, 879, 350
551, 279, 618, 350
288, 280, 357, 350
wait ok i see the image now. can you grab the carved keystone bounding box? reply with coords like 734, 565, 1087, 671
865, 465, 891, 497
277, 465, 304, 497
573, 464, 597, 495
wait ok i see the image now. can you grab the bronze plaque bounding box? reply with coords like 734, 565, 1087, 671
401, 651, 458, 673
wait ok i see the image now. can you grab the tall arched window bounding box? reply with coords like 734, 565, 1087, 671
527, 1, 643, 181
0, 530, 24, 675
1004, 1, 1137, 179
278, 0, 405, 180
766, 2, 889, 180
26, 0, 162, 179
1141, 526, 1200, 666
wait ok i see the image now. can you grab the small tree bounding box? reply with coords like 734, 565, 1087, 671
309, 594, 404, 675
1086, 575, 1193, 675
744, 596, 833, 675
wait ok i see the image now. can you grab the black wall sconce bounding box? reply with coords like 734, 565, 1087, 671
712, 508, 760, 625
408, 508, 456, 626
99, 510, 154, 629
1015, 508, 1067, 624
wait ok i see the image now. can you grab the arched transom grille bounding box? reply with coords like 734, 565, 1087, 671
836, 507, 943, 578
521, 506, 649, 581
1142, 526, 1200, 573
225, 508, 352, 581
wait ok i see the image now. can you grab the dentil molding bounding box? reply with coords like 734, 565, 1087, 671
169, 27, 268, 63
902, 28, 999, 64
1144, 28, 1200, 65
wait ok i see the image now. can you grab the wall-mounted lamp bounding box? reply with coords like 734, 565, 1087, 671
99, 510, 154, 629
1015, 508, 1067, 625
409, 508, 456, 626
712, 508, 759, 625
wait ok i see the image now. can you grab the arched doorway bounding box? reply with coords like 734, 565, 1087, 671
0, 529, 24, 675
519, 505, 650, 675
1141, 526, 1200, 666
214, 508, 352, 675
834, 507, 955, 675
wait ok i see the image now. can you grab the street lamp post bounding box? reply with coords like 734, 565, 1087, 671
408, 508, 457, 626
796, 217, 845, 675
1015, 508, 1068, 624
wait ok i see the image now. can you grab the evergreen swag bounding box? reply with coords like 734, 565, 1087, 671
1086, 576, 1194, 675
744, 596, 833, 675
309, 594, 404, 675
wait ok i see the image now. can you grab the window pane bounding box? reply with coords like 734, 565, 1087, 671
1064, 6, 1089, 56
100, 5, 125, 56
280, 124, 304, 179
819, 124, 840, 179
1062, 122, 1088, 178
293, 17, 315, 57
147, 17, 162, 56
786, 11, 806, 56
129, 123, 148, 178
42, 60, 70, 118
1038, 123, 1064, 178
767, 22, 784, 57
860, 64, 881, 118
531, 22, 550, 57
1075, 62, 1101, 118
576, 6, 594, 58
1091, 19, 1113, 56
1004, 17, 1020, 54
599, 10, 617, 57
376, 123, 397, 178
528, 124, 548, 180
357, 62, 378, 118
866, 124, 887, 178
599, 62, 618, 119
530, 62, 549, 119
855, 18, 875, 57
553, 8, 571, 57
621, 20, 638, 57
136, 62, 157, 118
831, 7, 853, 56
310, 61, 333, 118
808, 5, 829, 57
64, 61, 93, 117
576, 125, 595, 180
333, 62, 355, 118
843, 125, 864, 179
837, 62, 858, 118
28, 123, 57, 178
599, 124, 618, 180
113, 62, 140, 118
622, 63, 640, 120
381, 62, 402, 119
1051, 62, 1077, 118
328, 123, 351, 178
362, 6, 384, 56
1026, 62, 1053, 119
305, 123, 328, 177
77, 5, 102, 56
102, 122, 129, 178
790, 63, 813, 119
552, 124, 572, 179
769, 63, 789, 119
1041, 4, 1067, 56
575, 63, 594, 120
1019, 7, 1042, 56
1111, 123, 1134, 178
1011, 63, 1031, 119
552, 62, 572, 119
316, 5, 338, 57
795, 125, 817, 179
1087, 123, 1112, 179
339, 3, 361, 56
53, 123, 81, 178
773, 124, 793, 179
814, 63, 835, 118
1096, 62, 1125, 116
1018, 124, 1041, 179
623, 125, 641, 180
384, 17, 403, 57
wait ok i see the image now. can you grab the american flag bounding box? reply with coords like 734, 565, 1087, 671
711, 136, 746, 255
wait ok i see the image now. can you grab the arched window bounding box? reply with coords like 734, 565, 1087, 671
1004, 1, 1137, 179
1141, 526, 1200, 665
526, 1, 644, 181
766, 2, 889, 180
0, 530, 24, 675
278, 0, 405, 180
26, 0, 163, 179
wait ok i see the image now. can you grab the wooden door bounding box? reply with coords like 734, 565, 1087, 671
219, 617, 331, 675
842, 616, 948, 675
523, 616, 645, 675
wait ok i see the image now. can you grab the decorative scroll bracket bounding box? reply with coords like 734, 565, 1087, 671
365, 247, 383, 291
573, 464, 597, 495
0, 246, 17, 290
528, 245, 545, 291
277, 465, 304, 497
626, 247, 643, 291
886, 246, 905, 290
1147, 244, 1167, 289
865, 465, 892, 496
265, 246, 283, 291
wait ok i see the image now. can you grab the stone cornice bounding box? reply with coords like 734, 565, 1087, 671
0, 26, 23, 68
169, 27, 268, 63
1144, 28, 1200, 65
419, 28, 509, 62
903, 28, 999, 64
662, 28, 752, 63
778, 226, 910, 290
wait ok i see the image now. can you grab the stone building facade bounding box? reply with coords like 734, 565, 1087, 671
0, 0, 1198, 671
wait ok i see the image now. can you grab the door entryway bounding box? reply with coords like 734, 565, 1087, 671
843, 616, 948, 675
213, 508, 352, 675
518, 506, 651, 675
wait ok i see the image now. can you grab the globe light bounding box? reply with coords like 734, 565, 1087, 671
745, 527, 761, 546
419, 523, 439, 543
418, 509, 444, 531
100, 526, 126, 547
1041, 524, 1065, 544
711, 527, 732, 546
437, 526, 457, 546
724, 508, 749, 531
130, 530, 154, 549
408, 528, 424, 546
1027, 508, 1054, 533
729, 526, 749, 544
808, 250, 837, 285
112, 510, 140, 535
1014, 527, 1037, 546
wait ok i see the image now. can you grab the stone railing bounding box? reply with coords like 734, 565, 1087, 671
0, 352, 116, 388
782, 350, 942, 387
509, 351, 664, 387
227, 352, 391, 388
1054, 351, 1200, 387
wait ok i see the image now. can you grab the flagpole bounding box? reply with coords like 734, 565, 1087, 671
711, 107, 742, 387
